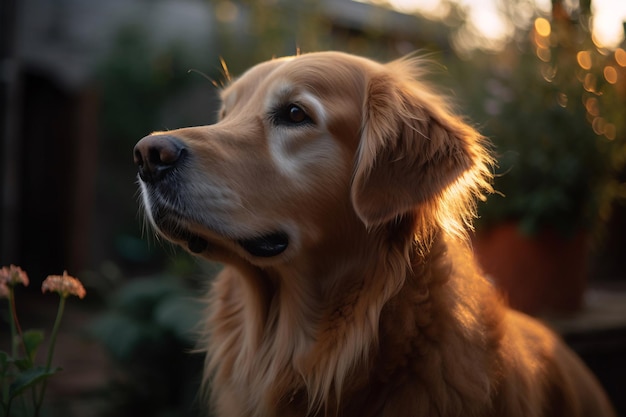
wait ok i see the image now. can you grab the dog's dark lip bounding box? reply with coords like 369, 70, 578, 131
149, 206, 287, 257
238, 232, 289, 257
150, 211, 210, 254
187, 235, 209, 253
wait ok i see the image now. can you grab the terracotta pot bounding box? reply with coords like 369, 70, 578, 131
472, 223, 589, 315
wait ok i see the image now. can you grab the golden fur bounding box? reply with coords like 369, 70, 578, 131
134, 51, 615, 417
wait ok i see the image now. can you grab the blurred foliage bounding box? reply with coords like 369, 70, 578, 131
457, 3, 626, 236
89, 275, 205, 417
212, 0, 329, 71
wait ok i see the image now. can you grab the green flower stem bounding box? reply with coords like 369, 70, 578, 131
34, 295, 66, 417
44, 295, 65, 371
8, 288, 17, 358
6, 287, 26, 416
2, 292, 13, 415
9, 286, 29, 359
7, 287, 28, 361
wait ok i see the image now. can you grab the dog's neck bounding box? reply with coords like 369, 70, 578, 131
258, 216, 423, 346
206, 224, 501, 416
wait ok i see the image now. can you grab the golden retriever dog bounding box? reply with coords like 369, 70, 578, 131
133, 51, 615, 417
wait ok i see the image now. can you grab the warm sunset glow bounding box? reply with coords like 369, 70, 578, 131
591, 0, 626, 49
389, 0, 448, 17
354, 0, 626, 50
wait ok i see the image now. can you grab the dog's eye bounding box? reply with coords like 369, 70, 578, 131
271, 104, 312, 126
288, 105, 307, 123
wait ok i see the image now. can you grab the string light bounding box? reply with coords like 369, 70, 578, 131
534, 17, 551, 38
615, 48, 626, 67
576, 51, 592, 70
603, 66, 618, 84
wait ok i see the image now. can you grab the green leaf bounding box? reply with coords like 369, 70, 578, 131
154, 296, 202, 344
22, 330, 45, 363
8, 366, 61, 399
12, 358, 31, 372
89, 312, 147, 360
114, 278, 182, 320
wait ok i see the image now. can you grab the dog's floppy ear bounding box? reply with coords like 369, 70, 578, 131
351, 58, 492, 235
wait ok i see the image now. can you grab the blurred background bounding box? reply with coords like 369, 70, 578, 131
1, 0, 625, 416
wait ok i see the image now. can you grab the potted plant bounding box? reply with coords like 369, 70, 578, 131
460, 4, 626, 314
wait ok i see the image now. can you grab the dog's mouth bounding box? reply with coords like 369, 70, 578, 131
159, 218, 288, 258
154, 216, 210, 254
150, 206, 289, 258
185, 232, 289, 257
186, 235, 209, 254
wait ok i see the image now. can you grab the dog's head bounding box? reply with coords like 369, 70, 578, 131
134, 51, 492, 266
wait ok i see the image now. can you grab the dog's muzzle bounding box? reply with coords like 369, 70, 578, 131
133, 134, 289, 258
134, 134, 210, 253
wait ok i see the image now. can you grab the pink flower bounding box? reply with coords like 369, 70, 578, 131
0, 264, 30, 288
0, 281, 8, 298
42, 271, 86, 299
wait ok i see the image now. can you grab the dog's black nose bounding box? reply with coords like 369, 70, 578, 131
133, 135, 186, 183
